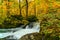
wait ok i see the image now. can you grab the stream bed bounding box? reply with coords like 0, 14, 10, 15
0, 22, 40, 40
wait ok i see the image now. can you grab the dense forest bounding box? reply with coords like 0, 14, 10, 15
0, 0, 60, 40
0, 0, 60, 28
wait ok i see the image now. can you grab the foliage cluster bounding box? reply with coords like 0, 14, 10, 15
0, 15, 38, 28
39, 7, 60, 40
26, 15, 38, 22
0, 0, 39, 28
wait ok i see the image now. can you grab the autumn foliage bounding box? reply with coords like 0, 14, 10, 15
0, 0, 60, 29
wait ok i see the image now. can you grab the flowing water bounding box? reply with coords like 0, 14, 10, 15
0, 22, 40, 40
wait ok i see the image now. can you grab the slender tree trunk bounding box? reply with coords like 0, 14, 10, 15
34, 0, 36, 16
7, 0, 10, 17
26, 0, 28, 18
19, 0, 21, 15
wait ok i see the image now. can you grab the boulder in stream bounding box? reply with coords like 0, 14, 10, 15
20, 33, 42, 40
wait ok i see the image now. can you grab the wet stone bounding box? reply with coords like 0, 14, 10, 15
20, 33, 42, 40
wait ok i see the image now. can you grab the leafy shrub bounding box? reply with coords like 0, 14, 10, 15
26, 15, 38, 22
11, 15, 24, 21
39, 13, 60, 40
0, 15, 29, 29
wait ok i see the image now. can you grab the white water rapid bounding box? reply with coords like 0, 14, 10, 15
0, 22, 40, 40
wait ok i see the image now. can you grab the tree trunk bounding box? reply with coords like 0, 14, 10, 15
26, 0, 28, 18
34, 0, 36, 16
19, 0, 22, 16
7, 0, 10, 17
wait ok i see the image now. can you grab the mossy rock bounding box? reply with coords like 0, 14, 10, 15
20, 33, 42, 40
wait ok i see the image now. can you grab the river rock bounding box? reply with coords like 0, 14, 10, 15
20, 33, 42, 40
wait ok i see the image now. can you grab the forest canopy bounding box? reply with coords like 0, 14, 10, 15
0, 0, 60, 28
